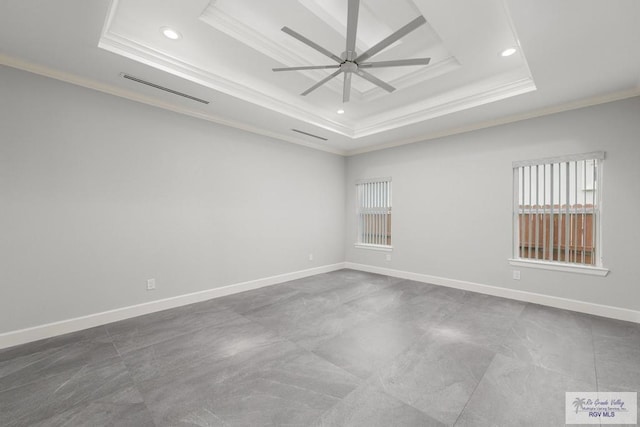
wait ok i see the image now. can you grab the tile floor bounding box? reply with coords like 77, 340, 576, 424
1, 269, 638, 426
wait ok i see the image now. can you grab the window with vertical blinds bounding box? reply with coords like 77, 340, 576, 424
356, 177, 392, 249
512, 152, 605, 272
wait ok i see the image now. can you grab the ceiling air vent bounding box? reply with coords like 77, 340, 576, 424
120, 73, 210, 104
291, 129, 328, 141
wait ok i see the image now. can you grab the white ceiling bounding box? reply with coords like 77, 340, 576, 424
1, 0, 639, 155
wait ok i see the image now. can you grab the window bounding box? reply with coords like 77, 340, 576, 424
355, 177, 392, 249
510, 152, 608, 275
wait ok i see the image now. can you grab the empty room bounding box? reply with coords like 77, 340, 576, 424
1, 0, 639, 426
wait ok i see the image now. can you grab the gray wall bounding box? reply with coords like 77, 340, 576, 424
0, 66, 346, 333
2, 64, 638, 336
346, 97, 640, 312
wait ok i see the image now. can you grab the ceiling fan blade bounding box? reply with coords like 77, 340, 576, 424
345, 0, 360, 58
343, 72, 352, 103
358, 58, 431, 68
301, 69, 343, 96
281, 27, 343, 63
355, 70, 395, 93
273, 65, 340, 72
355, 16, 427, 63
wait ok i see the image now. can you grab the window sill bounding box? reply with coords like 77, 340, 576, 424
508, 259, 609, 277
354, 244, 393, 252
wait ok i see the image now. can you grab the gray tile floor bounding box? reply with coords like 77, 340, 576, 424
1, 269, 639, 426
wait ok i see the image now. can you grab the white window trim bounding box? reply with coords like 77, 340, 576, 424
511, 151, 607, 275
354, 243, 393, 252
508, 258, 609, 276
355, 177, 392, 249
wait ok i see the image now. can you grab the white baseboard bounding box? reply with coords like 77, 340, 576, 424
4, 261, 638, 350
345, 262, 640, 324
0, 263, 346, 350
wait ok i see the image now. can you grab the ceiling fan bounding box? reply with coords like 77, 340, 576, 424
272, 0, 430, 103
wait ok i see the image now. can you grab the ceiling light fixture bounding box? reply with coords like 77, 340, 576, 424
337, 109, 345, 114
161, 27, 182, 40
500, 47, 517, 57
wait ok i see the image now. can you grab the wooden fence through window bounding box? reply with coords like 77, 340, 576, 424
518, 204, 595, 264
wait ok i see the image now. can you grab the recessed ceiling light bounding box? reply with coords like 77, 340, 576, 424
161, 27, 182, 40
500, 47, 517, 57
337, 109, 345, 114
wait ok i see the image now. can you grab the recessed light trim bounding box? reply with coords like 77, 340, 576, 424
500, 47, 517, 57
161, 26, 182, 40
337, 109, 345, 114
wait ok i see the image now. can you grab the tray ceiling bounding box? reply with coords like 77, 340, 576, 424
99, 0, 535, 139
1, 0, 639, 154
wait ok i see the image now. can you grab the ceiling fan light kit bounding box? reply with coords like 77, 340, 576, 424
273, 0, 431, 103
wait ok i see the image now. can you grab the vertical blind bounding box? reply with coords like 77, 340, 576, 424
513, 152, 604, 266
356, 178, 392, 247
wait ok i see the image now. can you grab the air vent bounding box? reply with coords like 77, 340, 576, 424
120, 73, 210, 104
291, 129, 328, 141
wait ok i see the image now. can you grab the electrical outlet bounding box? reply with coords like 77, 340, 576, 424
385, 253, 392, 261
512, 270, 521, 280
147, 278, 156, 290
308, 253, 313, 261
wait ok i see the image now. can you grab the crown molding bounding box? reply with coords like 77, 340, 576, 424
359, 56, 461, 101
199, 3, 346, 97
0, 54, 347, 156
3, 53, 637, 160
99, 28, 536, 140
346, 87, 640, 156
198, 1, 464, 103
199, 1, 456, 102
102, 0, 535, 139
353, 74, 536, 138
98, 30, 354, 138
